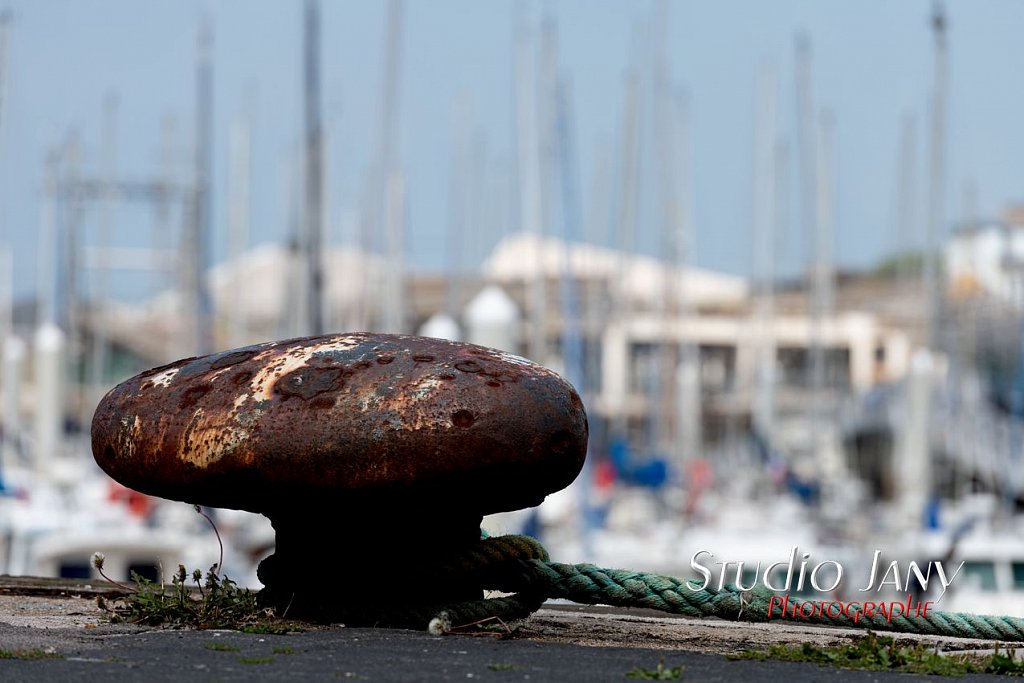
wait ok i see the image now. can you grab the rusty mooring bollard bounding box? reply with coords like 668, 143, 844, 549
91, 333, 588, 622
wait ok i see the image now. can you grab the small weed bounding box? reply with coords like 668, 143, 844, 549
0, 648, 62, 660
272, 646, 295, 655
987, 651, 1024, 675
729, 632, 1024, 676
93, 507, 289, 631
96, 561, 272, 630
204, 642, 241, 652
626, 658, 684, 680
238, 656, 275, 664
487, 662, 519, 671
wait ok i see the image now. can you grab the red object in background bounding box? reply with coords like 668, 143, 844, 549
594, 459, 616, 490
686, 458, 714, 491
592, 459, 616, 505
107, 481, 153, 519
684, 458, 714, 515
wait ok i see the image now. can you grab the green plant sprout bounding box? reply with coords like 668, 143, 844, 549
626, 658, 684, 680
93, 504, 295, 631
730, 632, 1024, 676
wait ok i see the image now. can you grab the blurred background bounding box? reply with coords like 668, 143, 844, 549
1, 0, 1024, 615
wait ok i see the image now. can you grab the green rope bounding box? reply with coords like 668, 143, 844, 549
421, 534, 1024, 642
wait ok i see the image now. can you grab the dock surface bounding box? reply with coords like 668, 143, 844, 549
0, 576, 1015, 681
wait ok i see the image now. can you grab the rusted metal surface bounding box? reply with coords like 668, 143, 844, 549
91, 333, 588, 514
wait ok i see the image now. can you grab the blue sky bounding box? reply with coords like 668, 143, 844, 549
2, 1, 1023, 304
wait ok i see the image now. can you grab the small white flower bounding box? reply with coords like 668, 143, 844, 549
428, 612, 451, 636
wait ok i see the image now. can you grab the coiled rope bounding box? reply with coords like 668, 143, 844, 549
403, 534, 1024, 641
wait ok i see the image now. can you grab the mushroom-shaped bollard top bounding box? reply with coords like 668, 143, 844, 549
91, 333, 588, 518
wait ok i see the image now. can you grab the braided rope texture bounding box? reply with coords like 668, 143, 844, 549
423, 534, 1024, 641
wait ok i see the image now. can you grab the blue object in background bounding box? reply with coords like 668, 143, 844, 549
609, 437, 668, 489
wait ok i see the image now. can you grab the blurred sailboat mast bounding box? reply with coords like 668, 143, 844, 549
87, 95, 117, 412
555, 75, 592, 543
0, 11, 10, 343
555, 80, 583, 406
227, 117, 251, 348
536, 18, 558, 364
751, 65, 778, 446
648, 1, 699, 466
439, 94, 471, 337
896, 1, 948, 526
0, 12, 20, 480
607, 69, 641, 442
795, 34, 837, 477
376, 0, 405, 334
34, 148, 64, 479
924, 1, 947, 349
185, 18, 214, 355
652, 0, 674, 461
794, 34, 820, 410
302, 0, 324, 335
515, 12, 547, 362
584, 146, 610, 414
672, 92, 701, 465
815, 110, 838, 474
